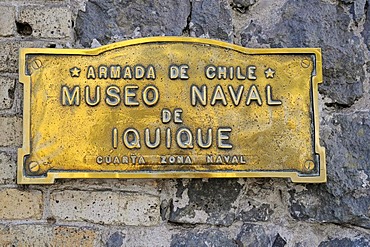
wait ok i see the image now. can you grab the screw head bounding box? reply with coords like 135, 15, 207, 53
304, 160, 315, 171
29, 162, 40, 173
301, 59, 311, 68
31, 59, 42, 69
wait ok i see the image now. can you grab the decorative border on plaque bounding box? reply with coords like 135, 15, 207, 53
18, 37, 326, 184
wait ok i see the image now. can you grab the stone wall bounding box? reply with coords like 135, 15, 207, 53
0, 0, 369, 246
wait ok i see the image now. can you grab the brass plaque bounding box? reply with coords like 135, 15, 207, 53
18, 37, 326, 184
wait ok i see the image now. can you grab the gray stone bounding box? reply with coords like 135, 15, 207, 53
75, 0, 120, 47
17, 6, 72, 39
324, 113, 370, 197
351, 0, 366, 22
190, 0, 233, 42
240, 21, 265, 46
171, 229, 237, 247
231, 0, 258, 13
76, 0, 191, 47
0, 116, 22, 147
0, 6, 15, 37
340, 0, 367, 22
288, 112, 370, 228
0, 41, 69, 73
0, 225, 98, 246
169, 179, 242, 226
0, 76, 15, 110
236, 223, 272, 247
318, 237, 369, 247
0, 152, 16, 184
241, 0, 366, 106
50, 190, 160, 226
272, 233, 286, 247
160, 199, 170, 221
361, 0, 370, 49
106, 231, 125, 247
236, 203, 273, 222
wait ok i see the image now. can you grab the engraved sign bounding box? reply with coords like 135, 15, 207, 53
18, 37, 326, 184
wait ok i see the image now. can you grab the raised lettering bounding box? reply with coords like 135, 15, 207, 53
124, 85, 139, 106
176, 128, 194, 149
211, 85, 227, 106
161, 109, 171, 123
123, 128, 141, 149
110, 65, 121, 79
142, 85, 159, 106
166, 128, 171, 149
146, 65, 156, 79
96, 156, 103, 164
247, 65, 257, 80
135, 65, 145, 79
87, 66, 96, 79
217, 66, 227, 80
228, 85, 244, 106
145, 128, 160, 149
112, 127, 118, 149
217, 127, 233, 149
105, 85, 121, 106
197, 128, 212, 149
246, 85, 262, 106
205, 65, 216, 79
61, 85, 80, 106
123, 66, 133, 79
174, 108, 183, 123
236, 66, 246, 80
266, 85, 282, 106
99, 65, 108, 79
191, 85, 207, 106
85, 85, 101, 106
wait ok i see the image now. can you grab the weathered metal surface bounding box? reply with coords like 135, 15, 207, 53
18, 37, 326, 184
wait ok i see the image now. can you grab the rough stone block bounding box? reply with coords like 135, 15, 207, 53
236, 223, 272, 246
0, 6, 15, 37
0, 41, 54, 73
0, 116, 22, 147
288, 112, 370, 229
0, 225, 98, 246
106, 231, 125, 247
0, 0, 63, 3
362, 0, 370, 49
0, 152, 16, 184
236, 202, 273, 222
0, 41, 26, 73
118, 227, 173, 247
56, 178, 159, 194
351, 0, 366, 22
171, 229, 237, 247
190, 0, 233, 42
0, 188, 43, 219
75, 0, 190, 47
0, 75, 15, 110
50, 190, 160, 226
17, 6, 72, 38
52, 226, 99, 246
0, 40, 70, 74
230, 0, 258, 13
0, 42, 20, 73
169, 179, 242, 226
240, 0, 366, 106
319, 237, 369, 247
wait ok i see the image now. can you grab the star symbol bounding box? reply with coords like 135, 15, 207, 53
264, 68, 275, 79
70, 67, 81, 77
